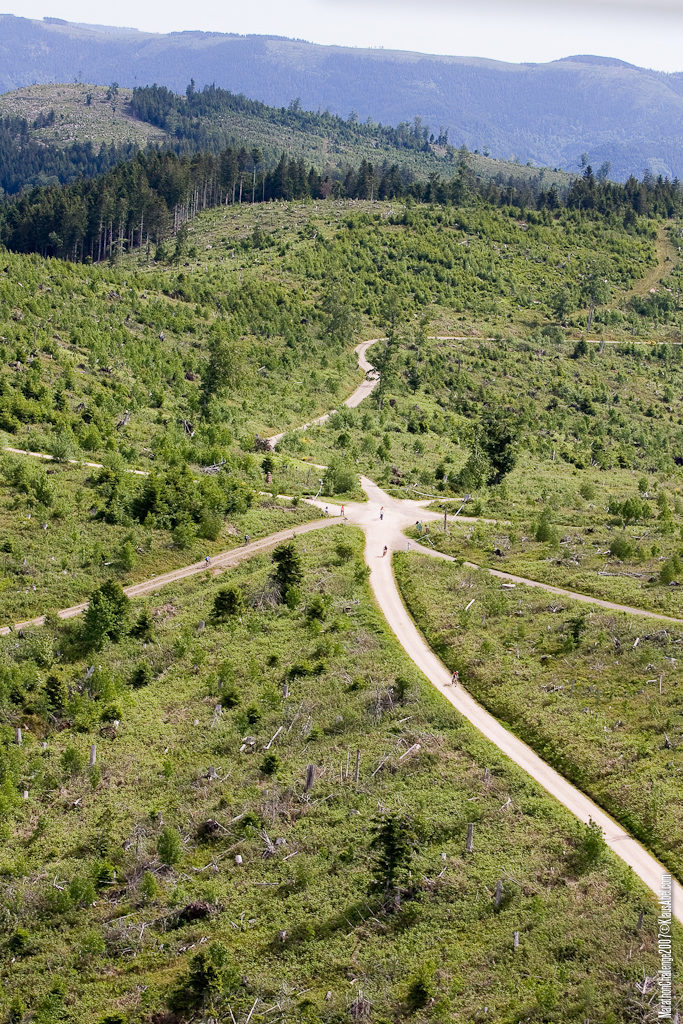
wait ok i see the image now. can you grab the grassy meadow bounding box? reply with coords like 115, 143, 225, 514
394, 551, 683, 878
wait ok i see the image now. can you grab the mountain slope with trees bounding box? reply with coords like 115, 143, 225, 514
0, 81, 571, 199
1, 15, 682, 179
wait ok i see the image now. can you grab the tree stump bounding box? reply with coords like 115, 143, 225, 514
495, 879, 503, 909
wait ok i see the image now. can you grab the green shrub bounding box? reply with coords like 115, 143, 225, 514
157, 825, 183, 866
169, 941, 239, 1012
575, 819, 606, 872
245, 703, 262, 725
131, 607, 153, 640
260, 752, 280, 776
68, 875, 96, 907
609, 534, 633, 559
323, 458, 356, 495
305, 594, 328, 623
8, 927, 30, 955
288, 662, 313, 679
50, 431, 76, 463
659, 558, 680, 585
198, 511, 222, 541
45, 672, 68, 712
7, 995, 26, 1023
535, 512, 557, 545
91, 860, 116, 890
82, 579, 130, 649
213, 584, 244, 619
393, 676, 411, 702
370, 813, 415, 910
130, 663, 154, 689
61, 746, 85, 776
272, 542, 303, 601
405, 962, 435, 1012
118, 539, 136, 571
172, 520, 196, 549
140, 871, 159, 901
335, 540, 354, 563
221, 684, 240, 709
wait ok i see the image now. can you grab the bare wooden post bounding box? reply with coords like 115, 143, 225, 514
282, 682, 289, 699
495, 879, 503, 909
513, 930, 519, 950
443, 510, 447, 533
355, 748, 361, 787
89, 744, 96, 766
466, 823, 474, 854
637, 910, 644, 930
15, 727, 22, 746
346, 749, 350, 779
304, 764, 316, 793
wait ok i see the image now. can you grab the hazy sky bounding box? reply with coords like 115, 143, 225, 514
5, 0, 683, 72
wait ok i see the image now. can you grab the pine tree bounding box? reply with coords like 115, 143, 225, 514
272, 543, 303, 602
370, 814, 414, 911
45, 672, 68, 713
82, 580, 130, 649
213, 585, 244, 620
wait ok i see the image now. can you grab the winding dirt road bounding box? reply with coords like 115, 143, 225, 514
266, 338, 380, 449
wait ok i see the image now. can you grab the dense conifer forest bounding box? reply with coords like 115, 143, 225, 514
1, 138, 681, 262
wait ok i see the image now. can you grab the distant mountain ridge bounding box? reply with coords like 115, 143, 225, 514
1, 14, 682, 180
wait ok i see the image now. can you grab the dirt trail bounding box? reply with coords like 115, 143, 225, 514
417, 545, 683, 625
626, 221, 677, 301
0, 518, 334, 636
266, 338, 381, 449
1, 446, 149, 476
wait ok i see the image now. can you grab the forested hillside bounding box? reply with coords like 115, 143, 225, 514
0, 198, 678, 622
0, 136, 679, 263
0, 81, 570, 199
1, 15, 683, 178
